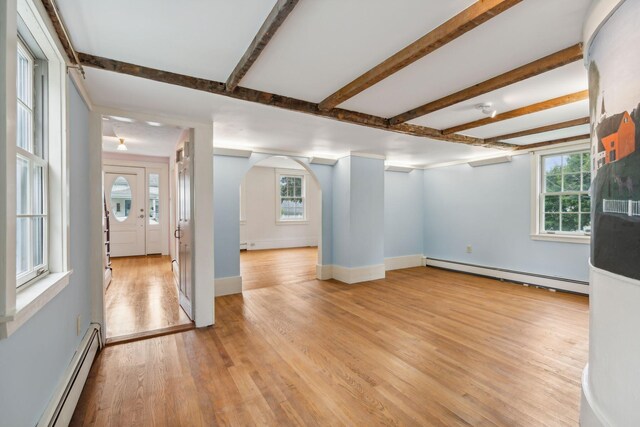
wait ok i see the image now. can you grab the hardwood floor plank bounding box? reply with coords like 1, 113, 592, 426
73, 250, 588, 426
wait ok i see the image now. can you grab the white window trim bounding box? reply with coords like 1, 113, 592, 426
0, 0, 70, 339
530, 143, 591, 244
275, 168, 308, 225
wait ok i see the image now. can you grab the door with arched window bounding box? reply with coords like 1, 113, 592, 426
105, 166, 146, 256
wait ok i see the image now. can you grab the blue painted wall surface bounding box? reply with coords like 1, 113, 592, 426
0, 80, 92, 426
349, 156, 385, 268
214, 154, 333, 279
385, 169, 424, 258
423, 155, 590, 281
331, 157, 350, 267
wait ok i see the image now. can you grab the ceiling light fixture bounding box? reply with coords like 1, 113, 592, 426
116, 138, 128, 151
110, 115, 134, 123
476, 103, 497, 118
146, 121, 163, 127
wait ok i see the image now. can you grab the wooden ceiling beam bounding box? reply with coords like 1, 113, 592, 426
484, 116, 590, 143
442, 90, 589, 135
517, 134, 591, 150
318, 0, 522, 111
226, 0, 299, 92
78, 53, 514, 149
389, 43, 584, 125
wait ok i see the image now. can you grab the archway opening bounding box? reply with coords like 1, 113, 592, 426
239, 156, 322, 291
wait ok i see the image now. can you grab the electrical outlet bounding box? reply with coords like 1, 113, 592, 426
76, 315, 81, 336
466, 245, 472, 253
250, 243, 255, 247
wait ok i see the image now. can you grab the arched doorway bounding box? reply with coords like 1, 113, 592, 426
238, 156, 323, 290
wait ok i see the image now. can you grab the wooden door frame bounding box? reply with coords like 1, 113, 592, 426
89, 108, 215, 343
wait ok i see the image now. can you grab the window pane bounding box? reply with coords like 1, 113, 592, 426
563, 153, 582, 173
581, 152, 591, 172
32, 217, 44, 267
544, 195, 560, 213
580, 195, 591, 213
582, 172, 591, 191
561, 214, 579, 232
544, 155, 562, 175
16, 157, 29, 215
110, 176, 132, 222
17, 103, 31, 150
16, 217, 29, 276
17, 49, 31, 106
581, 213, 591, 231
544, 214, 560, 231
294, 178, 302, 197
545, 174, 561, 192
561, 195, 579, 213
33, 165, 44, 214
563, 173, 581, 192
149, 173, 160, 225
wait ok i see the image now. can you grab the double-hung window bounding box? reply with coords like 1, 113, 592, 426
16, 38, 48, 287
532, 146, 591, 243
277, 172, 306, 222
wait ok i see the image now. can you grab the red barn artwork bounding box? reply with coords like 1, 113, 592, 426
597, 111, 636, 167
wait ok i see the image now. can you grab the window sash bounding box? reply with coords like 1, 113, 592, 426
539, 150, 590, 235
278, 174, 306, 221
15, 40, 49, 288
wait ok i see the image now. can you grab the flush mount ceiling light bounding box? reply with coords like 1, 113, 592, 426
476, 103, 497, 118
110, 115, 135, 123
116, 138, 128, 151
146, 121, 163, 127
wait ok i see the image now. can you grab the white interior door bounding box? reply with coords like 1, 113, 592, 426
105, 167, 146, 257
175, 144, 193, 319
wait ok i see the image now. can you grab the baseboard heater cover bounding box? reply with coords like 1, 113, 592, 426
425, 258, 589, 295
38, 324, 102, 426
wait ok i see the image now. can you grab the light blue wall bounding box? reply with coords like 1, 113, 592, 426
0, 79, 92, 426
385, 169, 424, 258
423, 155, 590, 281
349, 156, 384, 268
331, 156, 385, 268
214, 154, 333, 279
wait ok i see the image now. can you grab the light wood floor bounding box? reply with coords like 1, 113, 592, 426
106, 255, 192, 339
240, 247, 318, 290
75, 262, 589, 426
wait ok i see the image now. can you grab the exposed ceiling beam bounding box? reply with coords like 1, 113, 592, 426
226, 0, 299, 92
515, 134, 591, 150
484, 116, 590, 143
442, 90, 589, 135
318, 0, 522, 111
389, 43, 584, 125
79, 53, 514, 149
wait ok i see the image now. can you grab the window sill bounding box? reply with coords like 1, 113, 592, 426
0, 271, 72, 339
276, 220, 309, 225
530, 233, 590, 244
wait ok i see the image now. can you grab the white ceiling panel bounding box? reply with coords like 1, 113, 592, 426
340, 0, 590, 117
56, 0, 277, 82
499, 124, 591, 146
83, 67, 501, 167
408, 62, 587, 130
102, 118, 185, 156
240, 0, 476, 102
460, 100, 590, 139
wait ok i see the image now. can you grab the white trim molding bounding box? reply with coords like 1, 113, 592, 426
215, 276, 242, 297
581, 364, 612, 427
247, 238, 317, 251
384, 255, 423, 271
316, 264, 333, 280
332, 264, 385, 284
425, 258, 589, 295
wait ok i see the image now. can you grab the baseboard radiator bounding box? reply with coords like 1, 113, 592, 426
38, 324, 102, 426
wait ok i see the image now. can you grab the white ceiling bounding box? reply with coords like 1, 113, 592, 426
102, 117, 185, 157
86, 67, 500, 167
59, 0, 592, 165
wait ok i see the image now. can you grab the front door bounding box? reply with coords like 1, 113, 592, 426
105, 167, 146, 257
176, 144, 193, 319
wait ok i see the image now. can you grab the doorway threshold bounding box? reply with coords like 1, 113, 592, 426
105, 323, 195, 347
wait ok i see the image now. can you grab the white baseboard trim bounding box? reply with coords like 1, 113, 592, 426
580, 364, 611, 427
384, 254, 423, 271
215, 276, 243, 297
332, 264, 385, 284
316, 264, 333, 280
425, 258, 589, 295
247, 238, 317, 251
38, 324, 101, 426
